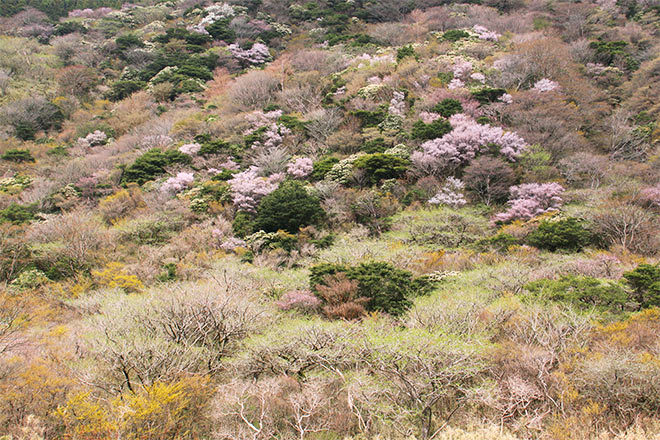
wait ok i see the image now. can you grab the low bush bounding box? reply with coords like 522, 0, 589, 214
1, 149, 35, 163
411, 118, 452, 140
254, 181, 324, 234
352, 153, 409, 185
309, 261, 435, 316
431, 98, 463, 117
524, 275, 628, 311
623, 264, 660, 309
120, 149, 191, 186
527, 218, 595, 252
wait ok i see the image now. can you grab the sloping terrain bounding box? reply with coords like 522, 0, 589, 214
0, 0, 660, 438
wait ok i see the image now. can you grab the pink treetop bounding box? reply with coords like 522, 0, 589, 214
228, 167, 284, 212
532, 78, 560, 92
229, 43, 271, 65
287, 157, 314, 178
411, 113, 527, 175
161, 172, 195, 195
428, 177, 467, 208
493, 182, 565, 222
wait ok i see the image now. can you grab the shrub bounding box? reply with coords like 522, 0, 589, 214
309, 261, 434, 316
276, 290, 321, 313
527, 218, 594, 252
254, 181, 324, 234
92, 262, 143, 293
206, 18, 236, 42
1, 149, 35, 163
108, 80, 147, 101
352, 153, 409, 185
98, 185, 145, 224
311, 156, 339, 181
431, 98, 464, 117
120, 149, 191, 186
411, 118, 452, 141
396, 44, 415, 62
524, 275, 628, 311
471, 87, 507, 104
623, 264, 660, 309
0, 203, 35, 224
315, 273, 369, 320
443, 29, 470, 42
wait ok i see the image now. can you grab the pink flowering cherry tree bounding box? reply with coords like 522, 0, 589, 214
494, 182, 565, 222
228, 166, 284, 212
411, 113, 527, 176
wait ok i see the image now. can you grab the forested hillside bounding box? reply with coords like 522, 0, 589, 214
0, 0, 659, 438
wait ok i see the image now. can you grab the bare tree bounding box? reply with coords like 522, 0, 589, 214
608, 109, 650, 161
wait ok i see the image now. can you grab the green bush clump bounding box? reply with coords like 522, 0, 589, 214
206, 18, 236, 42
108, 80, 147, 101
471, 88, 507, 104
431, 98, 463, 117
443, 29, 470, 42
476, 233, 520, 253
396, 44, 416, 62
353, 153, 409, 185
232, 211, 256, 238
526, 218, 595, 252
255, 181, 324, 233
0, 203, 35, 224
2, 149, 35, 163
411, 118, 452, 140
361, 138, 388, 153
350, 108, 386, 128
524, 275, 628, 312
120, 149, 191, 186
623, 264, 660, 309
311, 156, 340, 181
309, 261, 435, 316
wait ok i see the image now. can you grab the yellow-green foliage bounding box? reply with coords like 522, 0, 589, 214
92, 262, 144, 293
55, 376, 213, 440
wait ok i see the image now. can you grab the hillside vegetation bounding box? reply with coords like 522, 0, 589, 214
0, 0, 660, 438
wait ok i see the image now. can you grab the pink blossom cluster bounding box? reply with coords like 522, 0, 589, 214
220, 237, 247, 252
287, 157, 314, 178
76, 130, 108, 148
229, 43, 271, 65
640, 184, 660, 208
220, 158, 240, 170
189, 3, 235, 34
493, 182, 565, 222
470, 72, 486, 83
228, 167, 284, 211
532, 78, 560, 92
244, 109, 283, 131
411, 114, 527, 174
244, 110, 290, 150
68, 7, 113, 18
178, 143, 201, 155
161, 172, 195, 195
498, 93, 513, 104
428, 177, 467, 208
419, 111, 442, 124
388, 91, 406, 117
355, 53, 396, 66
448, 78, 465, 89
452, 60, 473, 78
276, 290, 321, 313
473, 25, 500, 41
